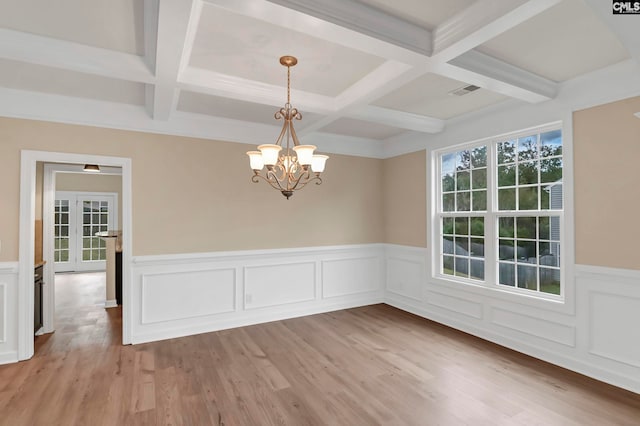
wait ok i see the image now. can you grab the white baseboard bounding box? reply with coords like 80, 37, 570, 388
104, 299, 117, 308
0, 350, 18, 365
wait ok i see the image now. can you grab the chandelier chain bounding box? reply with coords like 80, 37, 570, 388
287, 64, 291, 105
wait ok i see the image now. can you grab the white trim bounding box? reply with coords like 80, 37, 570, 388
0, 262, 19, 273
132, 243, 385, 265
0, 351, 18, 365
104, 299, 118, 308
575, 264, 640, 280
19, 150, 133, 360
0, 283, 6, 343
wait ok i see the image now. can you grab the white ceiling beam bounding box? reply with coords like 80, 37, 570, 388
432, 0, 561, 63
143, 0, 159, 117
264, 0, 432, 56
582, 0, 640, 62
447, 50, 557, 102
201, 0, 425, 65
348, 106, 445, 134
178, 67, 335, 115
143, 0, 159, 73
151, 0, 201, 121
301, 131, 386, 159
0, 29, 154, 83
299, 61, 419, 135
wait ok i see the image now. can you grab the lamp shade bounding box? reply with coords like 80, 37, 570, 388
258, 144, 282, 166
311, 155, 329, 173
246, 151, 264, 170
293, 145, 316, 166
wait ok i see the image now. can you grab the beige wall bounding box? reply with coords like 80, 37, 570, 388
56, 172, 123, 228
383, 150, 427, 247
573, 96, 640, 270
0, 117, 384, 261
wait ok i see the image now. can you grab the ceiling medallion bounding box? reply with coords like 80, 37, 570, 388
247, 56, 328, 199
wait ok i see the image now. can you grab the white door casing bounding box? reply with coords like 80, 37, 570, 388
20, 152, 132, 360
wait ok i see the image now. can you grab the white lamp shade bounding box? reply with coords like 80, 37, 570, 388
293, 145, 316, 166
311, 154, 329, 173
246, 151, 264, 170
258, 144, 282, 166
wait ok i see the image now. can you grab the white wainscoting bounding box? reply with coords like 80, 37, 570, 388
130, 245, 384, 344
0, 262, 19, 364
385, 244, 640, 394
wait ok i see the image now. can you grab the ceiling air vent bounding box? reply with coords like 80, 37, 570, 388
449, 84, 481, 96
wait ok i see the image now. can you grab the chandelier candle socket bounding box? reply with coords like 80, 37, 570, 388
247, 56, 329, 199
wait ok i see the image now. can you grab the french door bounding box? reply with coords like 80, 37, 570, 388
54, 192, 117, 272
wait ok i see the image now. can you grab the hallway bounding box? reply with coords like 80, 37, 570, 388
35, 272, 121, 356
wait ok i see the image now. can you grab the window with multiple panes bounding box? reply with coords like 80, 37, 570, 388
436, 125, 563, 298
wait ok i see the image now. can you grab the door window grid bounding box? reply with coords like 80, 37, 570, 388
53, 199, 70, 262
81, 200, 108, 262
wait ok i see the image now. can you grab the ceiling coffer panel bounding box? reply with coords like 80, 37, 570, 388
189, 4, 386, 97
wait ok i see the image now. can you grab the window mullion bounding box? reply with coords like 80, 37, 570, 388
484, 141, 498, 286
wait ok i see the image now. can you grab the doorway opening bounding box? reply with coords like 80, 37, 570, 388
19, 151, 132, 361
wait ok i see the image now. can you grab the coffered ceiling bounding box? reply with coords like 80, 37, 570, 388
0, 0, 637, 157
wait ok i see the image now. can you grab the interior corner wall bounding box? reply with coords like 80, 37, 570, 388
0, 117, 384, 261
573, 96, 640, 271
382, 150, 427, 248
383, 92, 640, 394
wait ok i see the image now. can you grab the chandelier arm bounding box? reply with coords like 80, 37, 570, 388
289, 120, 302, 147
292, 174, 322, 190
252, 171, 288, 192
289, 168, 315, 191
274, 121, 288, 147
267, 169, 288, 191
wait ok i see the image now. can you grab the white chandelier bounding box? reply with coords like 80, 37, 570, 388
247, 56, 328, 199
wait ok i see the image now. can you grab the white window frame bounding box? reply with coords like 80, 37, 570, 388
430, 122, 568, 303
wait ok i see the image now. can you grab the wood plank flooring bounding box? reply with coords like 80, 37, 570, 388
1, 272, 639, 425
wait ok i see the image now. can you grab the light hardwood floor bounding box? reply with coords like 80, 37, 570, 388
1, 273, 639, 425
